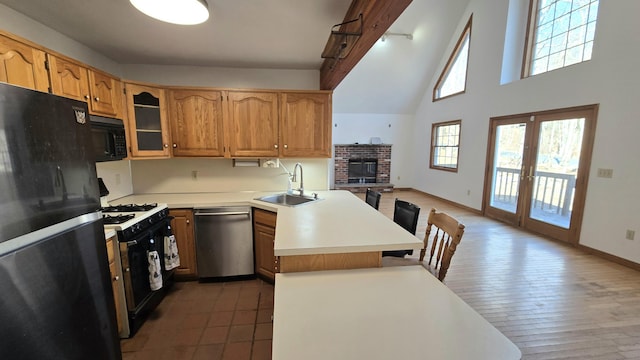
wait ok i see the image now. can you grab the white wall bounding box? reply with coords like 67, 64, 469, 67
0, 4, 122, 75
412, 0, 640, 262
331, 113, 414, 188
96, 160, 134, 202
130, 158, 329, 194
121, 64, 319, 90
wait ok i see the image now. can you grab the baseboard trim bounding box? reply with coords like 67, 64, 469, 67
407, 188, 482, 215
577, 244, 640, 271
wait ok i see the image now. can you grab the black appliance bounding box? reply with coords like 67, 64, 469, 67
102, 202, 174, 337
90, 115, 127, 162
0, 83, 121, 359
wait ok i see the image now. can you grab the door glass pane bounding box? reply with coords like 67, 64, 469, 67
137, 132, 163, 151
133, 91, 163, 151
529, 118, 584, 228
490, 123, 526, 213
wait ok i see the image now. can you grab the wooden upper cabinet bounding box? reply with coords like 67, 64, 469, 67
0, 34, 49, 92
227, 91, 279, 158
279, 91, 332, 158
88, 70, 122, 118
169, 89, 226, 157
125, 83, 171, 158
48, 54, 90, 102
48, 54, 122, 118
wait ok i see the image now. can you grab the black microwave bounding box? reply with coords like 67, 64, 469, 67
90, 115, 127, 162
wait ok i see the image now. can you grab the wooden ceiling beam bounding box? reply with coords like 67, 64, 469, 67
319, 0, 413, 90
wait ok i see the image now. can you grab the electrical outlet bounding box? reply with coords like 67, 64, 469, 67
597, 168, 613, 178
115, 173, 121, 185
191, 170, 198, 180
467, 189, 471, 196
626, 230, 635, 241
397, 176, 401, 181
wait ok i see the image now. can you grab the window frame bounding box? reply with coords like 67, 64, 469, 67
430, 120, 462, 172
433, 15, 473, 102
522, 0, 599, 78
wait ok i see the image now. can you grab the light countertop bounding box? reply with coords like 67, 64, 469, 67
273, 266, 522, 360
104, 228, 116, 240
111, 190, 422, 256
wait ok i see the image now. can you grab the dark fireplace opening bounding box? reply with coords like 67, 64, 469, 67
348, 158, 377, 184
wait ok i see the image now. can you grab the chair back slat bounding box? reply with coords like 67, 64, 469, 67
420, 208, 465, 281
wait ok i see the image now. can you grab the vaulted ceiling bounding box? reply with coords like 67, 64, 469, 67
0, 0, 469, 114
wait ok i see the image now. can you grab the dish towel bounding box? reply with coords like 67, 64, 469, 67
148, 250, 163, 291
164, 235, 181, 270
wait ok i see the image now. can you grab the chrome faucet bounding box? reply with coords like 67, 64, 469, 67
292, 162, 304, 196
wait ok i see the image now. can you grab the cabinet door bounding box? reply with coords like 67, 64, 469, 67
254, 209, 278, 282
125, 83, 171, 158
280, 92, 332, 157
169, 209, 197, 279
254, 223, 276, 282
227, 91, 279, 157
48, 54, 91, 103
169, 89, 226, 157
106, 236, 124, 335
0, 34, 49, 92
89, 70, 122, 118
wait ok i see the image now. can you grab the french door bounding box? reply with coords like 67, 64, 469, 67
483, 105, 598, 243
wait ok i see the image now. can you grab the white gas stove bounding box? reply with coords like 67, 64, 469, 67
101, 203, 169, 237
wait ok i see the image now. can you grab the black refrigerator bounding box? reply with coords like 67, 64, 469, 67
0, 83, 121, 359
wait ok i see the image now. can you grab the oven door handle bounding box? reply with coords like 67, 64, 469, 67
194, 211, 250, 216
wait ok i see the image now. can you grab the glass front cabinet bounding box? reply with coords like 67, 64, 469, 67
125, 83, 171, 158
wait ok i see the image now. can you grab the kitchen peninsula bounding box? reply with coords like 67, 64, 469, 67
111, 190, 422, 273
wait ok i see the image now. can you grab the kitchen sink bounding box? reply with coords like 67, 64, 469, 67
255, 193, 319, 207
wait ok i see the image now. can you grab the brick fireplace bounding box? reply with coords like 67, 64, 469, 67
333, 144, 394, 193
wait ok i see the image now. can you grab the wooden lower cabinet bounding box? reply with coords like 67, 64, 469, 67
169, 209, 198, 279
106, 235, 124, 335
253, 209, 278, 282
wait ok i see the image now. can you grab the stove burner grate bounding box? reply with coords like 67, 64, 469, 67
102, 214, 135, 224
101, 203, 158, 212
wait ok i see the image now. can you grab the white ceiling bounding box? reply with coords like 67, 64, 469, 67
0, 0, 470, 114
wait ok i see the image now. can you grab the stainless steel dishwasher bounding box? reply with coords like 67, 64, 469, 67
194, 206, 254, 279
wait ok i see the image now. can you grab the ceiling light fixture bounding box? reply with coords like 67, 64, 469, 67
380, 32, 413, 42
130, 0, 210, 25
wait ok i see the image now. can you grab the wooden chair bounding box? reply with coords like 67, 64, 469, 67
382, 199, 420, 258
420, 208, 465, 281
365, 188, 381, 210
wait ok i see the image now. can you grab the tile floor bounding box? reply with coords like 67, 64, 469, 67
120, 278, 274, 360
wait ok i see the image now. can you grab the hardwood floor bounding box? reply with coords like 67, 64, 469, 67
373, 189, 640, 360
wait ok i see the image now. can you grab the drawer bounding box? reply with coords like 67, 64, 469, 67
254, 209, 277, 228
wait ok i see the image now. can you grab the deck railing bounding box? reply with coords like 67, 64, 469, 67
494, 167, 576, 216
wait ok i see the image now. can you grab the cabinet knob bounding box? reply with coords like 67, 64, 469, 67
186, 219, 190, 224
114, 275, 120, 281
173, 143, 177, 148
163, 144, 169, 148
274, 144, 278, 149
284, 144, 288, 149
94, 97, 100, 102
84, 95, 90, 100
124, 267, 130, 272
